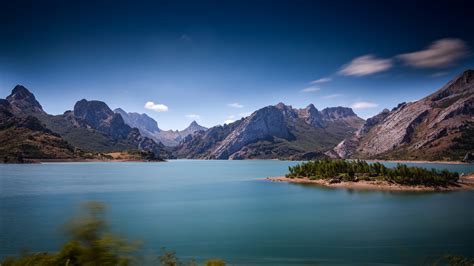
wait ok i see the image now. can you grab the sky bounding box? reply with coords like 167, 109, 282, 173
1, 0, 473, 130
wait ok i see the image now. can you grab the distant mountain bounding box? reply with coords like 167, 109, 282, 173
114, 108, 207, 146
330, 69, 474, 161
175, 103, 364, 159
114, 108, 161, 138
3, 86, 172, 160
0, 99, 77, 162
180, 120, 207, 137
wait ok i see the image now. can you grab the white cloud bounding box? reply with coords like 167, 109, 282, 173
144, 101, 168, 112
351, 101, 379, 109
310, 77, 332, 84
397, 38, 469, 68
228, 102, 244, 108
339, 55, 393, 77
301, 87, 320, 93
223, 119, 235, 125
185, 114, 200, 120
322, 93, 343, 99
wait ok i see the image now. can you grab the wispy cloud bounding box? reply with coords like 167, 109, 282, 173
301, 87, 320, 93
228, 102, 244, 108
339, 55, 393, 77
185, 114, 200, 120
351, 101, 379, 109
223, 119, 235, 125
397, 38, 469, 68
322, 93, 343, 99
310, 77, 332, 84
144, 101, 168, 112
430, 71, 449, 77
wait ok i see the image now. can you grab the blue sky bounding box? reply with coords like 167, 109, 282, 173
1, 0, 473, 129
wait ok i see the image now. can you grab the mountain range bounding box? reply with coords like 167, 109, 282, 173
175, 103, 363, 159
0, 70, 472, 162
114, 108, 207, 146
327, 69, 474, 162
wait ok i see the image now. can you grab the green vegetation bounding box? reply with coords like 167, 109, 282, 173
0, 202, 225, 266
286, 159, 459, 187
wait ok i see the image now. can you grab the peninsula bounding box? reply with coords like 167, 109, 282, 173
267, 159, 474, 191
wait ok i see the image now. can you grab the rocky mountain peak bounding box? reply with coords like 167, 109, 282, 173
321, 107, 356, 120
6, 85, 45, 115
299, 104, 324, 127
73, 99, 121, 132
306, 104, 317, 111
275, 102, 287, 109
429, 69, 473, 102
181, 120, 207, 136
114, 108, 161, 134
74, 99, 114, 119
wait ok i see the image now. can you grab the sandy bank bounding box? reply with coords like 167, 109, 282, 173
265, 174, 474, 191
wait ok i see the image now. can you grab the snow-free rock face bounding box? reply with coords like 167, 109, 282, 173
209, 105, 292, 159
74, 100, 131, 140
114, 108, 207, 146
114, 108, 161, 136
6, 85, 46, 115
175, 103, 364, 159
332, 69, 474, 161
180, 120, 207, 137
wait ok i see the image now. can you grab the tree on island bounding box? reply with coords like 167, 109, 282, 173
286, 159, 459, 187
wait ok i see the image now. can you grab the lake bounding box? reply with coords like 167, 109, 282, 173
1, 160, 473, 265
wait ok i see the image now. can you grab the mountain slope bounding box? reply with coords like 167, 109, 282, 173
332, 69, 474, 161
175, 103, 364, 159
0, 99, 78, 162
4, 86, 172, 159
114, 108, 207, 146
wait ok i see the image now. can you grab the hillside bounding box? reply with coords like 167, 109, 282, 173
2, 86, 173, 160
175, 103, 364, 159
0, 99, 78, 162
330, 69, 474, 161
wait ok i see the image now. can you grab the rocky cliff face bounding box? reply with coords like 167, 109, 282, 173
332, 69, 474, 161
114, 108, 161, 137
6, 85, 46, 115
73, 100, 132, 140
175, 103, 364, 159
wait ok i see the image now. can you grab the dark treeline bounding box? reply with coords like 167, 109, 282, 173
287, 159, 459, 187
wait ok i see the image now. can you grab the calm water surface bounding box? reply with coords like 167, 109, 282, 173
1, 160, 473, 265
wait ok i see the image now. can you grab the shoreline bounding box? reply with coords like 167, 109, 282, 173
1, 158, 472, 165
265, 174, 474, 192
362, 159, 470, 165
1, 158, 166, 164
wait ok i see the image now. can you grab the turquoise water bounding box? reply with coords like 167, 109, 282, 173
1, 160, 473, 265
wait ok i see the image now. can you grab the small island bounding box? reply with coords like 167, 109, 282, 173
267, 159, 474, 191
